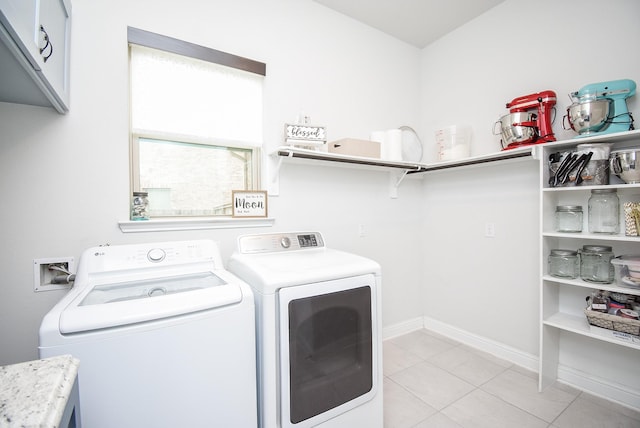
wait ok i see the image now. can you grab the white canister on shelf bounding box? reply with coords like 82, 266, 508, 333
385, 129, 403, 161
370, 129, 403, 161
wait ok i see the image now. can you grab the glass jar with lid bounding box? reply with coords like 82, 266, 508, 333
548, 249, 579, 278
555, 205, 583, 232
588, 189, 619, 234
131, 191, 150, 221
579, 245, 614, 284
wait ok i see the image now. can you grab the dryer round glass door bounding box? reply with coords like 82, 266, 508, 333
278, 273, 378, 428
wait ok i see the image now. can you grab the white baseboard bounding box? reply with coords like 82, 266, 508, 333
420, 316, 539, 372
557, 365, 640, 411
382, 317, 424, 340
383, 316, 639, 411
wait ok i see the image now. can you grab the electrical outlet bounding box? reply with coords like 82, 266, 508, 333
358, 224, 366, 237
485, 222, 496, 238
33, 257, 75, 292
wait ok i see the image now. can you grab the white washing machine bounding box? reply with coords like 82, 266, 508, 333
227, 232, 383, 428
39, 240, 257, 428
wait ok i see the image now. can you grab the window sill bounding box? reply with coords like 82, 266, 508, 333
119, 217, 275, 233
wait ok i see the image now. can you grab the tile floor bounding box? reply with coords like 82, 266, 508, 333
383, 328, 640, 428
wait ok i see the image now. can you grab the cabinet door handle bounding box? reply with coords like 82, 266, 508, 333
39, 25, 53, 63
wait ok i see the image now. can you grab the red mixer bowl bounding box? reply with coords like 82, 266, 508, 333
495, 112, 538, 149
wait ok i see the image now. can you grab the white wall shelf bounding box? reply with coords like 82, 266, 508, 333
272, 144, 534, 198
274, 146, 423, 170
543, 312, 640, 351
537, 129, 640, 410
543, 275, 640, 295
274, 144, 534, 173
533, 129, 640, 155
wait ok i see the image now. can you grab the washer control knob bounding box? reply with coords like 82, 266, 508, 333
147, 248, 166, 262
280, 237, 291, 249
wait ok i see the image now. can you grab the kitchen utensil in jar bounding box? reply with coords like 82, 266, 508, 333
574, 152, 593, 185
549, 152, 577, 186
556, 153, 580, 186
574, 143, 611, 185
548, 150, 596, 187
548, 151, 567, 186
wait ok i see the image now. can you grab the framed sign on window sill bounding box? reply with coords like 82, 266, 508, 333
232, 191, 268, 218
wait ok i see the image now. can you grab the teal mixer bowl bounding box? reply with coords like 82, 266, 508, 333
566, 99, 610, 134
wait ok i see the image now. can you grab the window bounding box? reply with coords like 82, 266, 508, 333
128, 28, 266, 217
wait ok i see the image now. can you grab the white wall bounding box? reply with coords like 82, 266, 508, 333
418, 0, 640, 401
0, 0, 423, 365
2, 0, 639, 398
419, 0, 640, 160
421, 160, 540, 355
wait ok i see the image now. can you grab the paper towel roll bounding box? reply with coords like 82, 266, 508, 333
370, 131, 387, 159
385, 129, 403, 161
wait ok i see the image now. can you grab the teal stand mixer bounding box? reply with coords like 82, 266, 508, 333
565, 79, 636, 136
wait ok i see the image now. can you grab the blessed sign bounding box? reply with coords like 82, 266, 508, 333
285, 124, 326, 146
232, 191, 268, 218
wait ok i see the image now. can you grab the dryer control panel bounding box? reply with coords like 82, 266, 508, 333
238, 232, 325, 254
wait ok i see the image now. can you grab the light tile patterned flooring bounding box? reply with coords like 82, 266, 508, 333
384, 329, 640, 428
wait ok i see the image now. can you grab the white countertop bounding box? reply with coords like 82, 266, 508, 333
0, 355, 79, 427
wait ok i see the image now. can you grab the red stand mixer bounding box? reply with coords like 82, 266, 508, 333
495, 90, 557, 150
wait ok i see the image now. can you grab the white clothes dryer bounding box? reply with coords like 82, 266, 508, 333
39, 240, 257, 428
227, 232, 383, 428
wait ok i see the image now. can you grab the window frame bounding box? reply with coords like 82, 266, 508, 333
127, 27, 267, 221
130, 130, 262, 217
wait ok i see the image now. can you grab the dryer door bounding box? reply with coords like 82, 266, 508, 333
278, 274, 378, 428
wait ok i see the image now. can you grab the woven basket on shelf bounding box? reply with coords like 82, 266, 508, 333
584, 308, 640, 336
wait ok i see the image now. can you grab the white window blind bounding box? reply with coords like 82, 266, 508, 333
130, 44, 263, 145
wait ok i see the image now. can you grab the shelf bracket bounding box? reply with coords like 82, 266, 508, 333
269, 154, 285, 196
389, 169, 410, 198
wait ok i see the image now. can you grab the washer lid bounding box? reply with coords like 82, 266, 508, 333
79, 272, 226, 305
59, 271, 243, 334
